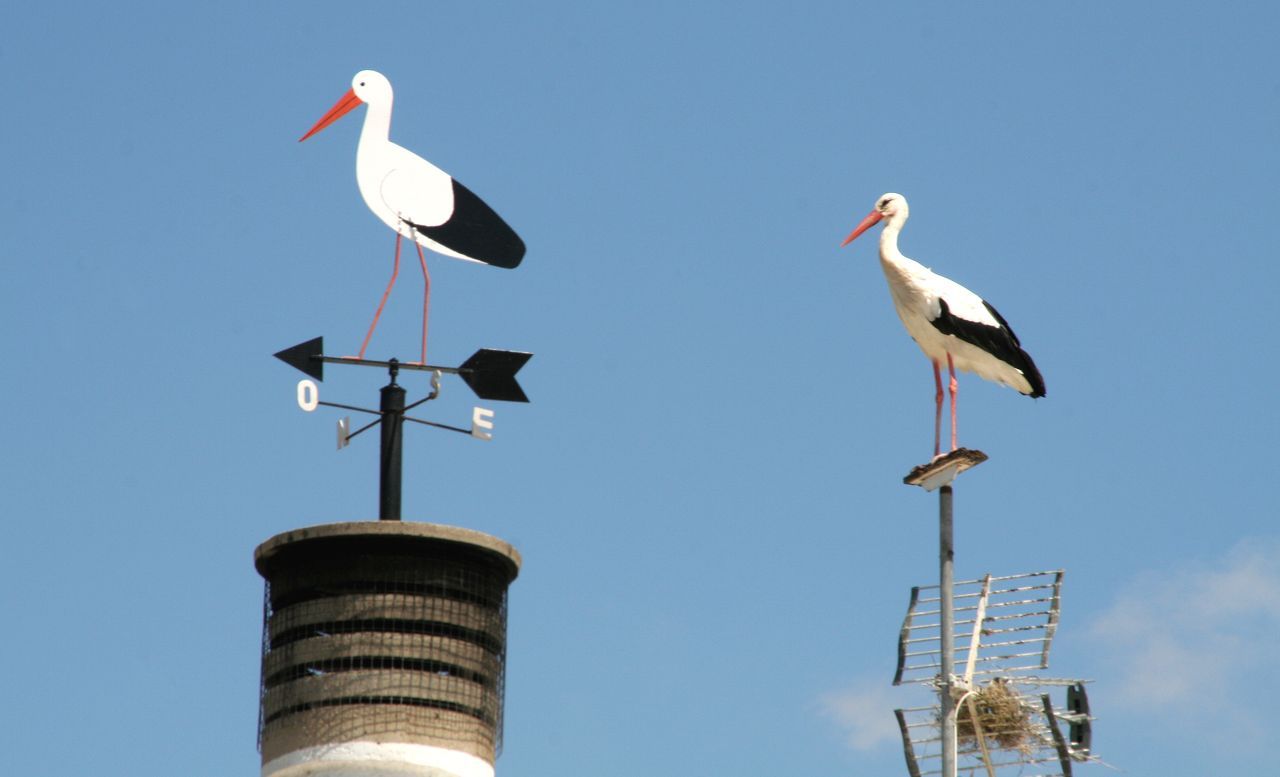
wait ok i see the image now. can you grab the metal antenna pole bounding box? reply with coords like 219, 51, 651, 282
904, 449, 986, 777
939, 483, 957, 777
379, 360, 405, 521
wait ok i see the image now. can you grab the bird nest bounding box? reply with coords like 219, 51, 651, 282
954, 678, 1038, 755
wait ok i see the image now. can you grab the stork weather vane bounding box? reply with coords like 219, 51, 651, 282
275, 70, 531, 520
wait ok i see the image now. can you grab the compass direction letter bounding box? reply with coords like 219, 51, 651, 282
297, 380, 319, 412
471, 407, 495, 441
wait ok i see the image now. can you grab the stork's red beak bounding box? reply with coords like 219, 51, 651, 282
299, 88, 363, 142
841, 210, 883, 247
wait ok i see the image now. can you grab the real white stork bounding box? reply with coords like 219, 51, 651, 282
841, 193, 1044, 458
300, 70, 525, 362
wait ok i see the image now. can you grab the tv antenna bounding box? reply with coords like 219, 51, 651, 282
274, 336, 532, 521
894, 450, 1096, 777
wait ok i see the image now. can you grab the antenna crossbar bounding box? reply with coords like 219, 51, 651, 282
981, 609, 1056, 625
916, 593, 1054, 611
963, 635, 1054, 652
910, 570, 1063, 592
902, 612, 1054, 637
908, 595, 1055, 618
966, 661, 1053, 676
903, 627, 1053, 650
898, 659, 1050, 678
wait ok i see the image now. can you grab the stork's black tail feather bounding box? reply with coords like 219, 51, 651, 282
931, 299, 1045, 397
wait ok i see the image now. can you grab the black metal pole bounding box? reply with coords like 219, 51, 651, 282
379, 360, 405, 521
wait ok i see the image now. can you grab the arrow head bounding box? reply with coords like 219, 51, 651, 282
274, 337, 325, 381
459, 349, 532, 403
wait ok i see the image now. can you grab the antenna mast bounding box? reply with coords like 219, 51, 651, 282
904, 449, 987, 776
895, 450, 1096, 777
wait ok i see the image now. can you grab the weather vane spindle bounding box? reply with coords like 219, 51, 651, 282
379, 359, 405, 520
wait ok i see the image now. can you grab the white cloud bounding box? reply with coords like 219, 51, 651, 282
819, 680, 904, 751
1088, 537, 1280, 742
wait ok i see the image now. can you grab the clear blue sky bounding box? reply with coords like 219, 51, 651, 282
4, 2, 1277, 775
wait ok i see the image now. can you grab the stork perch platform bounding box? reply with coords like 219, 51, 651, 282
904, 447, 988, 491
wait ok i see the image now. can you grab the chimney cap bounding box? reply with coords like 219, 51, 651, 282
254, 520, 521, 581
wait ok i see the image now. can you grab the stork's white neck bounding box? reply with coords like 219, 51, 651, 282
359, 97, 393, 147
879, 218, 906, 266
878, 215, 932, 290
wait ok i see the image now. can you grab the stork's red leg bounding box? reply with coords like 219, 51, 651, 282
947, 353, 958, 452
933, 360, 944, 458
357, 232, 402, 360
414, 240, 431, 365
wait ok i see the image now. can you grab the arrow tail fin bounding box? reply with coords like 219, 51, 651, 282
459, 349, 532, 402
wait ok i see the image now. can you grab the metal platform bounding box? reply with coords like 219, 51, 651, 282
904, 448, 988, 491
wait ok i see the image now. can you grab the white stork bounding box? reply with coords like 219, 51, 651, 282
842, 193, 1044, 458
300, 70, 524, 362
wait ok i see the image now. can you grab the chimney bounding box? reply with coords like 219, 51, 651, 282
254, 521, 520, 777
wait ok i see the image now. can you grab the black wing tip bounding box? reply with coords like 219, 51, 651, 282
409, 222, 525, 268
413, 178, 527, 269
1019, 352, 1046, 397
486, 234, 526, 269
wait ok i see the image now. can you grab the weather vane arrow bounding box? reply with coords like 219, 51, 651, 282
274, 336, 533, 521
273, 336, 532, 403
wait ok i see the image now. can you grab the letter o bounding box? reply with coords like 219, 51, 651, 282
297, 379, 319, 412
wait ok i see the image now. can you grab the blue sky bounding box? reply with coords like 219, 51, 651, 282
3, 2, 1278, 775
